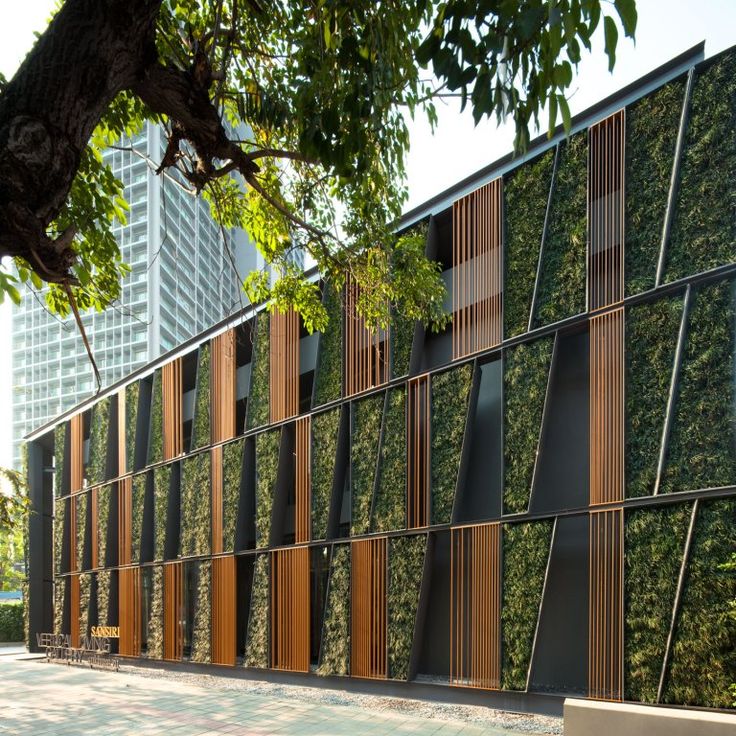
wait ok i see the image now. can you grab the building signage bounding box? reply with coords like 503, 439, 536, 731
36, 633, 120, 671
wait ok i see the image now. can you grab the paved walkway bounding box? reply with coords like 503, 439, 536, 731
0, 655, 533, 736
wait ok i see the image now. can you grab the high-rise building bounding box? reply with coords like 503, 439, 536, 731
11, 121, 262, 467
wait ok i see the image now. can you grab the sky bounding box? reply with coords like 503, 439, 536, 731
1, 0, 736, 464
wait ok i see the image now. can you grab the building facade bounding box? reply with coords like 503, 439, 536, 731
25, 44, 736, 714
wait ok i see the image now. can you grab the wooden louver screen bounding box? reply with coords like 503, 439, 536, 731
407, 375, 430, 529
118, 477, 132, 566
70, 574, 80, 648
271, 547, 310, 672
117, 388, 127, 477
450, 524, 501, 689
211, 445, 223, 555
351, 537, 387, 679
212, 329, 236, 443
345, 277, 389, 397
70, 495, 78, 573
589, 508, 623, 701
589, 110, 625, 310
119, 567, 141, 656
270, 309, 300, 423
212, 556, 236, 665
70, 413, 84, 493
452, 178, 503, 360
162, 359, 183, 461
295, 417, 311, 544
163, 562, 183, 661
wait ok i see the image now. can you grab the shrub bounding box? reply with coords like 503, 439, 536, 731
0, 602, 24, 642
131, 472, 146, 564
190, 561, 212, 663
75, 492, 88, 570
312, 408, 340, 540
245, 554, 269, 668
222, 438, 244, 552
125, 381, 140, 473
247, 313, 270, 429
318, 544, 350, 676
97, 484, 112, 567
54, 423, 66, 497
87, 397, 110, 486
148, 369, 164, 465
313, 282, 343, 406
96, 570, 111, 626
350, 393, 384, 535
180, 452, 211, 557
255, 430, 280, 548
372, 387, 406, 532
154, 465, 171, 560
147, 566, 164, 659
191, 343, 211, 450
503, 337, 554, 514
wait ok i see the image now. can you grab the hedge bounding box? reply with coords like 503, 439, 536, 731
54, 577, 64, 635
191, 343, 211, 451
54, 496, 66, 575
153, 464, 171, 560
504, 149, 555, 338
388, 535, 426, 680
255, 429, 280, 549
148, 369, 164, 465
79, 573, 91, 641
76, 492, 88, 570
190, 560, 212, 663
147, 566, 164, 659
625, 296, 683, 498
372, 387, 407, 532
318, 544, 350, 676
624, 503, 691, 703
666, 50, 736, 282
180, 452, 211, 558
663, 497, 736, 708
501, 520, 553, 691
96, 570, 111, 626
350, 393, 384, 535
312, 408, 340, 540
245, 554, 269, 668
125, 381, 139, 473
625, 78, 685, 295
430, 364, 473, 525
54, 423, 65, 497
247, 313, 270, 430
87, 397, 110, 486
222, 438, 244, 552
660, 279, 736, 493
313, 282, 343, 406
97, 484, 111, 567
503, 336, 554, 514
533, 132, 587, 327
131, 472, 146, 564
0, 602, 23, 642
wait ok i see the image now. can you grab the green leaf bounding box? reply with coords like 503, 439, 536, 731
614, 0, 638, 37
604, 16, 619, 72
558, 94, 571, 132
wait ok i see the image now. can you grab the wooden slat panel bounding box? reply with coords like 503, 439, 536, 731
211, 446, 223, 555
70, 574, 80, 648
589, 508, 623, 701
70, 413, 84, 493
589, 110, 625, 310
407, 375, 430, 529
271, 547, 310, 672
118, 477, 132, 566
351, 537, 387, 679
163, 359, 183, 461
70, 492, 78, 573
270, 309, 300, 423
212, 556, 236, 665
452, 178, 503, 360
212, 330, 237, 443
450, 523, 501, 689
164, 562, 183, 661
295, 417, 311, 544
119, 567, 141, 657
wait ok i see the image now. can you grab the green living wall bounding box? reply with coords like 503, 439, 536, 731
247, 314, 270, 430
87, 397, 110, 486
97, 484, 111, 567
625, 78, 685, 295
625, 296, 683, 498
54, 497, 66, 575
125, 381, 140, 473
372, 387, 406, 533
255, 429, 280, 549
533, 132, 587, 327
660, 279, 736, 493
501, 520, 553, 691
148, 369, 163, 465
388, 534, 426, 680
148, 566, 164, 659
191, 343, 211, 451
624, 503, 691, 703
154, 464, 171, 560
222, 438, 244, 553
313, 282, 343, 406
666, 50, 736, 282
180, 452, 211, 558
312, 408, 340, 540
79, 573, 91, 641
54, 577, 64, 634
430, 364, 473, 525
96, 570, 111, 626
76, 492, 88, 570
245, 554, 269, 668
190, 561, 212, 664
318, 544, 350, 676
131, 472, 146, 564
350, 393, 384, 535
503, 336, 554, 514
54, 423, 65, 497
504, 149, 555, 338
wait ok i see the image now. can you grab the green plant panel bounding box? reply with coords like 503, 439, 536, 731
318, 544, 350, 676
180, 452, 211, 558
350, 393, 384, 536
388, 535, 426, 680
222, 438, 244, 553
501, 519, 553, 691
625, 296, 683, 498
244, 554, 269, 668
247, 313, 270, 430
533, 132, 587, 327
313, 282, 343, 406
148, 369, 164, 465
503, 336, 554, 514
96, 570, 111, 626
54, 577, 64, 635
392, 309, 415, 380
54, 497, 66, 576
97, 484, 111, 567
625, 78, 685, 295
148, 566, 164, 659
79, 573, 91, 641
190, 561, 212, 664
87, 397, 110, 486
54, 423, 65, 497
255, 430, 280, 549
312, 408, 340, 540
663, 498, 736, 708
624, 503, 691, 703
131, 472, 146, 564
76, 492, 88, 570
191, 343, 211, 451
666, 51, 736, 282
372, 387, 407, 532
430, 364, 473, 525
153, 465, 171, 560
504, 149, 555, 338
660, 279, 736, 493
125, 381, 139, 473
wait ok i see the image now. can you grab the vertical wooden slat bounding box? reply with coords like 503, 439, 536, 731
295, 417, 311, 544
270, 310, 300, 422
118, 476, 132, 566
211, 446, 223, 555
162, 359, 183, 461
212, 330, 237, 443
271, 547, 310, 672
119, 566, 140, 656
70, 574, 80, 648
212, 556, 236, 665
407, 375, 430, 529
118, 388, 127, 477
164, 562, 183, 661
70, 413, 84, 493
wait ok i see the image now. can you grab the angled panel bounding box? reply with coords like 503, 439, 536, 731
270, 309, 300, 423
162, 359, 183, 461
70, 413, 84, 493
407, 375, 430, 529
271, 546, 310, 672
211, 555, 236, 666
212, 329, 237, 443
164, 561, 183, 661
295, 416, 311, 544
119, 566, 141, 657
